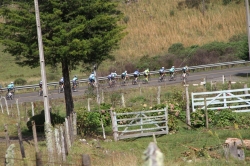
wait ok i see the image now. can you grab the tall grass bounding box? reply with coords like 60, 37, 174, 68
114, 0, 245, 59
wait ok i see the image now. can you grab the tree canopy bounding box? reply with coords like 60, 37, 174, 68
0, 0, 126, 116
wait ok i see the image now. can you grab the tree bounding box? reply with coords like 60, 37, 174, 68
0, 0, 126, 116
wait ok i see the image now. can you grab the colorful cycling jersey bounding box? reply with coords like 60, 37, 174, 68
89, 74, 95, 80
122, 71, 127, 76
7, 83, 14, 89
111, 72, 117, 78
73, 76, 78, 82
159, 68, 165, 73
134, 71, 139, 75
169, 67, 175, 72
144, 69, 149, 74
60, 78, 64, 83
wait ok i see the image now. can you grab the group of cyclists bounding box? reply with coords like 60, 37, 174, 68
35, 65, 189, 95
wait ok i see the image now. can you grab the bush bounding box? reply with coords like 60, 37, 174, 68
14, 78, 27, 85
26, 110, 65, 132
168, 43, 184, 54
76, 107, 111, 136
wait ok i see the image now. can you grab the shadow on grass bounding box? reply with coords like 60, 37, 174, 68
235, 73, 250, 77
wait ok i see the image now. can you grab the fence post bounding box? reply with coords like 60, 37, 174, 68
110, 109, 118, 141
0, 99, 3, 114
101, 90, 104, 103
4, 124, 10, 147
31, 102, 34, 116
157, 86, 161, 104
16, 99, 20, 122
64, 118, 71, 150
204, 97, 209, 129
32, 121, 43, 166
73, 112, 77, 138
87, 98, 91, 112
222, 75, 225, 84
17, 123, 26, 160
185, 85, 191, 129
82, 154, 91, 166
121, 93, 125, 107
164, 106, 169, 134
3, 97, 9, 115
54, 128, 61, 161
59, 125, 66, 162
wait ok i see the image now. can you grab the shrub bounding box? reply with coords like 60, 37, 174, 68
26, 110, 65, 132
76, 108, 111, 135
14, 78, 27, 85
123, 15, 130, 24
168, 43, 184, 54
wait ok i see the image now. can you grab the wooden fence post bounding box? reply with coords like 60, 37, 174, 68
110, 109, 118, 141
204, 97, 208, 129
17, 123, 26, 160
164, 106, 169, 134
3, 97, 9, 115
185, 85, 191, 129
60, 125, 66, 162
16, 99, 20, 122
82, 154, 91, 166
31, 102, 34, 116
87, 98, 91, 112
157, 86, 161, 104
0, 100, 3, 114
54, 128, 61, 162
64, 118, 71, 150
4, 124, 10, 147
73, 112, 77, 139
101, 90, 104, 103
121, 93, 125, 108
32, 121, 43, 166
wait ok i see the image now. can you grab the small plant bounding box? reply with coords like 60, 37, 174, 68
169, 10, 174, 16
14, 78, 27, 85
123, 15, 130, 24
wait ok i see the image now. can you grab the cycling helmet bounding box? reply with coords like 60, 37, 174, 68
11, 82, 13, 84
125, 71, 127, 73
162, 67, 164, 69
172, 66, 174, 68
74, 75, 77, 77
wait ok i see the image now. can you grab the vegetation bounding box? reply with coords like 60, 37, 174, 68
0, 0, 126, 116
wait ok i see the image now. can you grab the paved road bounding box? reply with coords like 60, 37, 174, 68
1, 66, 249, 105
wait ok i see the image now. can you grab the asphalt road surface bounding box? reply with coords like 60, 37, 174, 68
1, 66, 249, 105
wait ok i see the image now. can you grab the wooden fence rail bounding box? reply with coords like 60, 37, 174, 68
110, 107, 168, 141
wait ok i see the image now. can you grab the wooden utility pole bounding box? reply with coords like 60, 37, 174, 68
34, 0, 54, 162
185, 85, 191, 129
245, 0, 250, 60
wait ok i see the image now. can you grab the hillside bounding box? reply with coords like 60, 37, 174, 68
0, 0, 247, 84
114, 0, 246, 59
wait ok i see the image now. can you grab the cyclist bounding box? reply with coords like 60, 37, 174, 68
182, 65, 189, 75
159, 67, 165, 77
59, 77, 64, 91
7, 82, 15, 93
133, 69, 140, 82
39, 80, 42, 90
89, 72, 95, 86
143, 68, 150, 82
72, 75, 78, 91
108, 71, 117, 86
121, 70, 127, 79
169, 66, 175, 78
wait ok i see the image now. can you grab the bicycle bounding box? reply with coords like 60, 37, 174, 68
132, 77, 140, 85
169, 72, 176, 81
6, 89, 15, 100
72, 81, 78, 92
58, 83, 64, 93
181, 73, 188, 85
180, 71, 189, 80
120, 76, 129, 86
158, 74, 166, 82
38, 88, 43, 96
142, 74, 150, 84
108, 78, 116, 88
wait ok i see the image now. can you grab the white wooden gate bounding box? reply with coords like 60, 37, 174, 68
192, 88, 250, 112
110, 107, 168, 141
